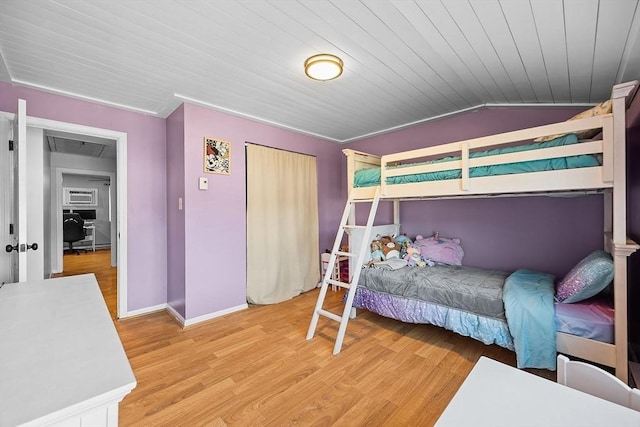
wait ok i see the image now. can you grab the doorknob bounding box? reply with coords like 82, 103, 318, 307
5, 243, 38, 253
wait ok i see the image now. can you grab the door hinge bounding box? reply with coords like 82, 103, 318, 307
9, 224, 13, 235
8, 140, 14, 151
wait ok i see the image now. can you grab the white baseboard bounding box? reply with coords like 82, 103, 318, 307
119, 302, 249, 327
165, 303, 249, 328
165, 304, 186, 326
184, 304, 249, 327
119, 303, 167, 319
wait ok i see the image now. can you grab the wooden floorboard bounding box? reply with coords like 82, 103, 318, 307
57, 250, 555, 426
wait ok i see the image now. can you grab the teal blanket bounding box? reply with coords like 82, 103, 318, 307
354, 133, 599, 187
503, 269, 557, 370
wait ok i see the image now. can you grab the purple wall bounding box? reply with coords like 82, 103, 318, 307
0, 81, 168, 312
166, 105, 186, 317
345, 106, 603, 277
178, 103, 341, 319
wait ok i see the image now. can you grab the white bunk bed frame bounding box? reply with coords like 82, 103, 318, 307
339, 81, 639, 383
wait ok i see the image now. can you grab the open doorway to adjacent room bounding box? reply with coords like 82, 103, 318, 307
48, 131, 120, 318
57, 169, 117, 320
0, 109, 128, 318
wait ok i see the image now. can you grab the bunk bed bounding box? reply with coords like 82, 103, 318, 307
334, 81, 639, 382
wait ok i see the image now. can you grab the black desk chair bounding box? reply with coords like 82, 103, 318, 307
63, 213, 86, 255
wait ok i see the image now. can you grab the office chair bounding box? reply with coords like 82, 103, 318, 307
63, 213, 86, 255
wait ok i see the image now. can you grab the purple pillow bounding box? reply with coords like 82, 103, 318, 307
555, 250, 614, 303
414, 235, 464, 266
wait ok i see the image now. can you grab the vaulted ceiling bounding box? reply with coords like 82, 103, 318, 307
1, 0, 638, 143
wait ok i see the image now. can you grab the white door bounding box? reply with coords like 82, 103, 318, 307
7, 99, 32, 282
0, 115, 13, 284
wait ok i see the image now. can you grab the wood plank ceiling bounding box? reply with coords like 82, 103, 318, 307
1, 0, 638, 142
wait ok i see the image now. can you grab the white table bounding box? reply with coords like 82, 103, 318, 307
0, 274, 136, 427
435, 356, 640, 427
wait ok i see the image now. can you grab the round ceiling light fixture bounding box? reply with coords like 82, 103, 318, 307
304, 54, 343, 81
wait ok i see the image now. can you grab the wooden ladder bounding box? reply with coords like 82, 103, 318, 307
306, 188, 381, 354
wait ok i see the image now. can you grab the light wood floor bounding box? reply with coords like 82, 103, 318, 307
59, 250, 555, 426
55, 249, 118, 318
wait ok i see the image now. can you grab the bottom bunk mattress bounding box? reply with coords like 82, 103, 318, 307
351, 265, 613, 370
351, 264, 514, 350
555, 295, 614, 343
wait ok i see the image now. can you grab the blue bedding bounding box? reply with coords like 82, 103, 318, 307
503, 269, 557, 370
354, 133, 600, 187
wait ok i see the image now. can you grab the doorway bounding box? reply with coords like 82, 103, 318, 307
2, 111, 129, 318
55, 168, 117, 271
56, 169, 116, 315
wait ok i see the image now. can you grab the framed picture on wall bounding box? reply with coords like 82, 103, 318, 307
204, 137, 231, 175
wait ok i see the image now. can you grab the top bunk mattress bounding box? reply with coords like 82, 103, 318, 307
354, 133, 600, 188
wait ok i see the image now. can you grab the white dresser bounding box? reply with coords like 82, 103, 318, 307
0, 274, 136, 426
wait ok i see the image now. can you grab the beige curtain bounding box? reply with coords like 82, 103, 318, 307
246, 144, 319, 304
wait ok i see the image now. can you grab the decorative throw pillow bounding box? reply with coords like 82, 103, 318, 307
414, 235, 464, 266
534, 99, 613, 142
555, 250, 614, 303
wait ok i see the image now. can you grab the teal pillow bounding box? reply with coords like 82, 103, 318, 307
555, 251, 614, 303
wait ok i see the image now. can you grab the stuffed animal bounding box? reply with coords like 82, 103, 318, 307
413, 234, 464, 266
394, 234, 411, 246
394, 234, 412, 258
379, 235, 393, 246
370, 239, 384, 262
380, 235, 401, 260
404, 246, 424, 267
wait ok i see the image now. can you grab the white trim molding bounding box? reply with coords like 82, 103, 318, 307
121, 303, 168, 319
166, 303, 249, 328
25, 115, 129, 319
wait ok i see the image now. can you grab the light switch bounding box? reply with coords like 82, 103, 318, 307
178, 197, 183, 210
199, 176, 209, 190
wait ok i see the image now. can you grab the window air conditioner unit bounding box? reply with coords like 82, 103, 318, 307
64, 188, 98, 206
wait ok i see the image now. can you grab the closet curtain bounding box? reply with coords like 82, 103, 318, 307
246, 144, 319, 304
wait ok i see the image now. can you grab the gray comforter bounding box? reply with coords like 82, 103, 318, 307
358, 265, 509, 321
